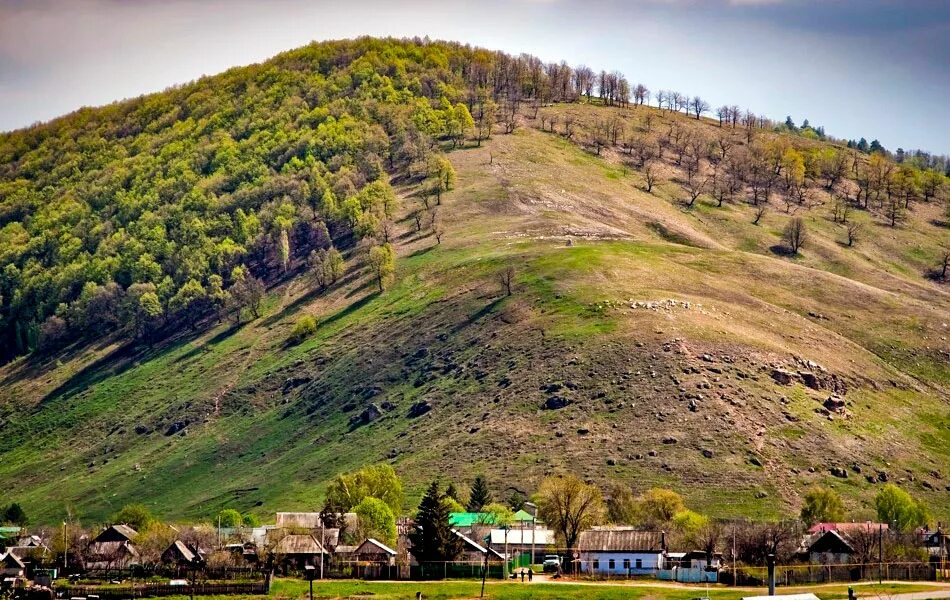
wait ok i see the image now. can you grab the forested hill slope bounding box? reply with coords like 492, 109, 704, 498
0, 38, 948, 524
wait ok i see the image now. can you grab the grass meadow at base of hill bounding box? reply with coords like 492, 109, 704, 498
150, 578, 950, 600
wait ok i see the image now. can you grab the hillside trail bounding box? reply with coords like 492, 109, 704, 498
208, 276, 301, 417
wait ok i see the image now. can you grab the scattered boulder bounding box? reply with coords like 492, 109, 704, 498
134, 424, 150, 435
824, 396, 846, 412
407, 401, 432, 418
702, 449, 714, 459
165, 421, 188, 436
542, 395, 571, 410
577, 428, 590, 435
349, 403, 383, 427
282, 376, 311, 393
662, 436, 678, 445
830, 466, 849, 479
799, 371, 821, 390
771, 369, 795, 385
749, 456, 763, 467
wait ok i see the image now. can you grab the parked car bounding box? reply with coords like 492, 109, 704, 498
542, 554, 562, 573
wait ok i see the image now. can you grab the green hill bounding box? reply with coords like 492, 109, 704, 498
0, 37, 947, 524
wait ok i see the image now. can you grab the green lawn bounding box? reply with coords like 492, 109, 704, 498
227, 579, 947, 600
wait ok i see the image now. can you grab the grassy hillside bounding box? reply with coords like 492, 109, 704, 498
0, 39, 947, 525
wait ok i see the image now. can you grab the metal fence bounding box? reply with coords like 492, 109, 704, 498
723, 562, 937, 586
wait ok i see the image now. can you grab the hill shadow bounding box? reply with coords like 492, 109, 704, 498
320, 293, 378, 328
452, 297, 505, 334
37, 333, 196, 407
769, 244, 798, 257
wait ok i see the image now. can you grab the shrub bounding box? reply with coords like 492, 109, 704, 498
289, 315, 318, 344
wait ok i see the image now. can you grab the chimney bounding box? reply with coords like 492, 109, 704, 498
767, 553, 776, 596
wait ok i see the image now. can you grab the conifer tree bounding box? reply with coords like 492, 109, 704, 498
408, 482, 464, 564
467, 475, 492, 512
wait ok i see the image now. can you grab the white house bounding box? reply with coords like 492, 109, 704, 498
578, 528, 667, 576
489, 528, 555, 563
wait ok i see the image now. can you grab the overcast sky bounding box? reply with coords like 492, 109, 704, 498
1, 0, 948, 153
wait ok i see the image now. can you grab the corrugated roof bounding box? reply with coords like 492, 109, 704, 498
578, 529, 665, 552
275, 512, 322, 529
489, 528, 555, 545
272, 534, 327, 555
453, 530, 504, 558
1, 553, 25, 568
355, 538, 396, 556
807, 522, 886, 534
164, 541, 196, 563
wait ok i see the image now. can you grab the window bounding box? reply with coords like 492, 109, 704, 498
623, 559, 631, 570
592, 559, 600, 570
608, 558, 616, 570
635, 558, 643, 569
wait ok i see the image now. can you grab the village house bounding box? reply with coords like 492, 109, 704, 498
87, 524, 139, 569
454, 530, 504, 563
0, 552, 25, 578
805, 529, 855, 564
489, 528, 556, 564
161, 540, 201, 567
800, 522, 885, 565
271, 533, 327, 572
578, 528, 667, 576
354, 539, 396, 563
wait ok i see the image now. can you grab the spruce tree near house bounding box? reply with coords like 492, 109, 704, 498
408, 482, 464, 574
467, 475, 492, 512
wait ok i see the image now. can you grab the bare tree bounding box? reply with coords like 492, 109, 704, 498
497, 266, 515, 296
937, 246, 950, 279
783, 217, 807, 254
685, 174, 711, 207
643, 160, 659, 192
563, 115, 577, 140
846, 222, 862, 247
716, 105, 731, 127
690, 96, 711, 120
753, 204, 768, 225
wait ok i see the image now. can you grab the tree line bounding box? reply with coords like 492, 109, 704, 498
2, 37, 947, 363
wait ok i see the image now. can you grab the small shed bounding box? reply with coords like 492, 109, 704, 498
272, 534, 327, 570
95, 524, 138, 543
161, 541, 199, 566
354, 539, 397, 564
0, 553, 25, 578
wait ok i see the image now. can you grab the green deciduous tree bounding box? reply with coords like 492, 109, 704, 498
353, 497, 397, 547
800, 486, 845, 526
636, 488, 685, 527
217, 509, 243, 528
874, 484, 928, 531
112, 503, 157, 531
534, 475, 605, 573
324, 464, 403, 516
367, 243, 396, 292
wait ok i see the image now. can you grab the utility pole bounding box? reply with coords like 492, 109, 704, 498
878, 522, 883, 585
732, 523, 737, 586
63, 520, 68, 576
320, 521, 325, 580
